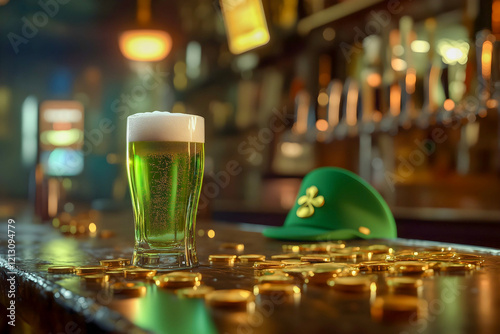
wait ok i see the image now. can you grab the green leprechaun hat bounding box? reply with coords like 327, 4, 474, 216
263, 167, 397, 241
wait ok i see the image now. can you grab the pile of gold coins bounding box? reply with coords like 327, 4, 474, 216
205, 241, 484, 322
46, 241, 485, 322
51, 211, 114, 239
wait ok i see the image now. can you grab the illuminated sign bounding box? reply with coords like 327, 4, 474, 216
39, 100, 84, 151
39, 100, 84, 176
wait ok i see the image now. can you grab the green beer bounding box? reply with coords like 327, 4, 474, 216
127, 112, 204, 269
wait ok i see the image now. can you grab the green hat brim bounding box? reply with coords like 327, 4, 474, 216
263, 225, 367, 241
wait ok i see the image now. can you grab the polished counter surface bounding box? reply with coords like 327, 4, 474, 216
1, 209, 500, 334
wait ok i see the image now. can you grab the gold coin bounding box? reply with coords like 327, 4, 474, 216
455, 254, 484, 266
440, 262, 475, 272
282, 245, 300, 253
358, 261, 391, 272
257, 275, 293, 284
393, 261, 429, 274
219, 243, 245, 252
100, 259, 126, 268
253, 261, 286, 269
254, 269, 285, 277
371, 295, 427, 322
176, 286, 215, 298
155, 272, 202, 289
205, 289, 254, 309
386, 277, 423, 292
271, 253, 301, 260
82, 274, 109, 284
328, 276, 372, 292
111, 282, 146, 297
75, 266, 107, 275
301, 255, 330, 263
238, 254, 266, 263
281, 259, 309, 266
124, 268, 157, 280
330, 252, 357, 262
253, 283, 301, 296
47, 266, 75, 274
306, 268, 343, 286
208, 254, 237, 264
282, 267, 314, 282
366, 245, 393, 254
106, 270, 125, 278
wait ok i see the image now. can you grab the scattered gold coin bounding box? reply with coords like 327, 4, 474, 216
111, 282, 146, 297
271, 253, 301, 260
47, 266, 75, 274
328, 276, 372, 292
393, 261, 429, 275
254, 269, 285, 277
124, 268, 157, 280
253, 261, 286, 269
106, 270, 125, 278
371, 295, 427, 322
100, 259, 129, 268
219, 243, 245, 252
253, 283, 301, 297
257, 275, 294, 284
281, 259, 309, 266
75, 266, 107, 276
238, 254, 266, 263
366, 245, 393, 254
81, 274, 109, 285
358, 261, 391, 272
440, 262, 475, 272
209, 254, 237, 265
282, 245, 300, 253
176, 286, 215, 298
330, 253, 357, 262
155, 272, 202, 289
301, 255, 330, 263
205, 289, 254, 309
386, 277, 423, 293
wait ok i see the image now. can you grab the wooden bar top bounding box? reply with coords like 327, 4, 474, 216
1, 208, 500, 334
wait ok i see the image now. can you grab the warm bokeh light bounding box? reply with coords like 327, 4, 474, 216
443, 99, 455, 111
220, 0, 270, 54
372, 111, 383, 122
437, 39, 469, 65
390, 85, 401, 116
207, 229, 215, 238
486, 99, 498, 109
281, 142, 304, 158
410, 40, 430, 53
366, 73, 382, 87
119, 30, 172, 62
317, 91, 329, 106
316, 119, 329, 132
405, 68, 416, 94
482, 40, 493, 80
391, 58, 407, 72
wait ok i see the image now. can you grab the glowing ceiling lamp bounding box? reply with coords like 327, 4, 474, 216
119, 0, 172, 62
220, 0, 270, 54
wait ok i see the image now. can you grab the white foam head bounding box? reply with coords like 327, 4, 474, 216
127, 111, 204, 143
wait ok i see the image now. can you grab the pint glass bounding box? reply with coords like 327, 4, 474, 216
127, 111, 204, 269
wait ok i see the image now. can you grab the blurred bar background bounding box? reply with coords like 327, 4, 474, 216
1, 0, 499, 246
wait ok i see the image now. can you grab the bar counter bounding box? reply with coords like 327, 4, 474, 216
1, 208, 500, 334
